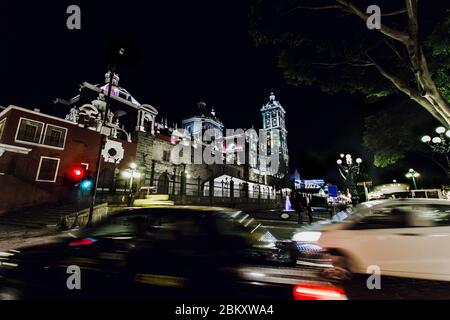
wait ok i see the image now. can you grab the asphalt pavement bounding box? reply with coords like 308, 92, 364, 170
250, 210, 331, 240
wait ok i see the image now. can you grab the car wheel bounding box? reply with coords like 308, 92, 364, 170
322, 251, 353, 281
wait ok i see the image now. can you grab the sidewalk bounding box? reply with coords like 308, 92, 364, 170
0, 203, 86, 251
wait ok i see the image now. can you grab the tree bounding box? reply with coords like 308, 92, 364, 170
363, 100, 435, 167
250, 0, 450, 126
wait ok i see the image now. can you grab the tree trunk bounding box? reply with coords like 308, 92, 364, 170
336, 0, 450, 126
404, 0, 450, 126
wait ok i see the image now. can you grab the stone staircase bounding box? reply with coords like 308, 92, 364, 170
0, 203, 88, 229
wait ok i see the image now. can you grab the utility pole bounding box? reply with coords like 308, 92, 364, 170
88, 48, 125, 225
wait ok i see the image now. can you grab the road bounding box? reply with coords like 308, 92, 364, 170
0, 208, 328, 251
2, 207, 447, 300
251, 210, 330, 240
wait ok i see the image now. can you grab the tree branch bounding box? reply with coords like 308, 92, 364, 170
312, 61, 374, 68
384, 39, 403, 61
382, 9, 407, 16
335, 0, 410, 44
417, 151, 450, 177
367, 55, 448, 125
284, 4, 345, 16
284, 1, 409, 44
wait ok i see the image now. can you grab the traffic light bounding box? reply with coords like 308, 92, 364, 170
67, 166, 93, 191
80, 170, 93, 191
69, 166, 85, 182
80, 179, 93, 191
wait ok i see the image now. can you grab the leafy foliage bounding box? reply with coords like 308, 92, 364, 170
250, 0, 450, 104
363, 101, 436, 168
425, 15, 450, 103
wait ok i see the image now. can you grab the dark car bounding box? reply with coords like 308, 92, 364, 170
0, 206, 326, 300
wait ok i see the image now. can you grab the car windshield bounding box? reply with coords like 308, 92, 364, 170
216, 211, 274, 246
340, 201, 450, 226
75, 208, 273, 245
338, 201, 395, 223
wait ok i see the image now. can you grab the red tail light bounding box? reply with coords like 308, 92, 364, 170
293, 283, 346, 300
69, 237, 97, 246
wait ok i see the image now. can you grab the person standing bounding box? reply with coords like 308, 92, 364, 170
306, 195, 313, 224
294, 193, 304, 224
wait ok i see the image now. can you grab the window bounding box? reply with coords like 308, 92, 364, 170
163, 150, 170, 162
43, 124, 67, 148
36, 157, 60, 182
16, 118, 44, 144
118, 92, 128, 100
0, 118, 5, 140
409, 205, 450, 227
351, 208, 409, 230
89, 215, 146, 238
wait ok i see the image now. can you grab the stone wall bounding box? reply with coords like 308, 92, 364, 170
0, 175, 56, 214
134, 132, 273, 194
169, 194, 284, 211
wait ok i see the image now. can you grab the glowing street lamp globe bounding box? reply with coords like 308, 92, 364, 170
129, 162, 137, 170
356, 158, 362, 164
432, 137, 442, 144
446, 130, 450, 138
421, 135, 431, 143
337, 159, 343, 165
436, 127, 446, 134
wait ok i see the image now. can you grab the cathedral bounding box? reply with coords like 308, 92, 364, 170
58, 71, 291, 197
0, 70, 291, 211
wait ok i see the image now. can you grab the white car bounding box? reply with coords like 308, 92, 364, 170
294, 199, 450, 282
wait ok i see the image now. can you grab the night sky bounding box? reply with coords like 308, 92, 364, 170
1, 1, 445, 187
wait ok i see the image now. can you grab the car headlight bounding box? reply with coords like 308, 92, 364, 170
292, 231, 322, 242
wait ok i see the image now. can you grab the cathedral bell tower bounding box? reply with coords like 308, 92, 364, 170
260, 92, 289, 178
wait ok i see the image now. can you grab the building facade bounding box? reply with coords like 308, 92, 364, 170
0, 72, 290, 213
0, 105, 137, 213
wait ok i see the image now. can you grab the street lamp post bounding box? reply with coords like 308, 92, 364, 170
122, 162, 141, 206
88, 48, 125, 224
421, 126, 450, 178
336, 153, 363, 204
405, 168, 420, 190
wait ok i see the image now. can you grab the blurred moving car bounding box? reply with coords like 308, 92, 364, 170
293, 199, 450, 299
0, 206, 343, 300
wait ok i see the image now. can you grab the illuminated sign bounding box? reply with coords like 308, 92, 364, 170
299, 179, 325, 189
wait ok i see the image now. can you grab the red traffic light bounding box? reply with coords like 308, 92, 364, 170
69, 167, 85, 180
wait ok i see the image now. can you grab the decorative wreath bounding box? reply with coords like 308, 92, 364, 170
101, 139, 125, 164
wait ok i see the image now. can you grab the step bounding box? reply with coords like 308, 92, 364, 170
145, 194, 170, 201
133, 199, 175, 207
